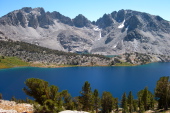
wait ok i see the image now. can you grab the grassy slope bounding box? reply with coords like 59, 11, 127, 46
0, 56, 88, 69
0, 56, 135, 69
114, 62, 135, 66
0, 56, 29, 69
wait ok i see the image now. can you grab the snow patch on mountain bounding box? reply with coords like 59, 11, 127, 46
93, 27, 100, 31
98, 32, 102, 40
118, 20, 125, 28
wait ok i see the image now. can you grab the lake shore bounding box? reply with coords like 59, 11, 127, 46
0, 54, 168, 69
0, 58, 158, 70
0, 61, 139, 70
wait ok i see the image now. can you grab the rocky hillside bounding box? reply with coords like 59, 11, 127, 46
0, 40, 111, 66
93, 10, 170, 55
0, 7, 97, 53
0, 39, 169, 67
0, 8, 170, 55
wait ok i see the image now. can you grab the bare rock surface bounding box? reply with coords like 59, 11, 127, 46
0, 99, 33, 113
0, 8, 170, 55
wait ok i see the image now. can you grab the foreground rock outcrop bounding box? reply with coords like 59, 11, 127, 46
0, 99, 33, 113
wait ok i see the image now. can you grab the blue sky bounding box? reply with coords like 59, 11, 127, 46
1, 0, 170, 21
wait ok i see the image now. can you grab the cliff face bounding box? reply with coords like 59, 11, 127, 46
0, 8, 170, 55
93, 9, 170, 55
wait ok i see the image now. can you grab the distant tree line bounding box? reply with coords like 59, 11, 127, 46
0, 77, 170, 113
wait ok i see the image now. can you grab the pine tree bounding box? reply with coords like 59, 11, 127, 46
139, 102, 145, 113
61, 90, 74, 110
73, 97, 83, 111
101, 91, 115, 113
150, 95, 155, 110
138, 87, 154, 111
142, 87, 149, 110
44, 99, 58, 113
48, 85, 59, 101
121, 92, 128, 113
133, 100, 138, 112
23, 78, 50, 105
23, 78, 63, 112
127, 91, 134, 113
79, 81, 93, 111
155, 76, 170, 110
93, 89, 100, 113
114, 98, 119, 112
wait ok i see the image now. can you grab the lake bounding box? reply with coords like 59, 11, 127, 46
0, 62, 170, 100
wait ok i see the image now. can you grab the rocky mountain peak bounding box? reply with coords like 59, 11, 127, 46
0, 7, 48, 28
33, 7, 45, 14
96, 9, 170, 32
0, 7, 93, 28
73, 14, 92, 28
96, 14, 114, 28
20, 7, 45, 14
116, 9, 126, 22
124, 15, 142, 31
0, 8, 170, 55
49, 11, 73, 26
21, 7, 32, 13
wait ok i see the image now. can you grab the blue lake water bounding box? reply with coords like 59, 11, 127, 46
0, 62, 170, 100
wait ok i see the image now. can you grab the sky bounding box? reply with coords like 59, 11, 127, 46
0, 0, 170, 21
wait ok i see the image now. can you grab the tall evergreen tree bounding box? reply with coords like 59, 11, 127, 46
127, 91, 134, 113
138, 87, 154, 111
73, 97, 83, 111
121, 92, 128, 113
142, 87, 149, 110
114, 98, 119, 112
133, 100, 138, 112
150, 95, 155, 110
101, 91, 114, 113
155, 76, 170, 110
61, 90, 74, 110
139, 102, 145, 113
93, 89, 100, 113
79, 81, 93, 111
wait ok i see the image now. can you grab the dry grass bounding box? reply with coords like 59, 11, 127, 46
0, 56, 29, 69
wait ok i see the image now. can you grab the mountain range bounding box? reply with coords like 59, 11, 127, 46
0, 7, 170, 55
